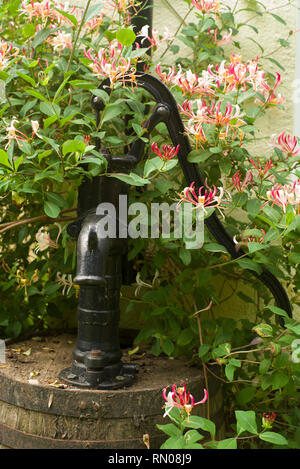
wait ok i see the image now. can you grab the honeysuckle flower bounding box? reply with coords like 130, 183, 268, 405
5, 119, 27, 148
134, 270, 160, 297
233, 227, 266, 249
206, 101, 244, 130
266, 180, 300, 214
20, 0, 55, 21
137, 25, 173, 48
163, 382, 208, 422
176, 67, 215, 96
270, 132, 300, 159
85, 14, 105, 33
84, 46, 135, 87
35, 223, 61, 253
177, 181, 227, 216
185, 121, 208, 149
56, 271, 73, 295
179, 99, 208, 122
35, 227, 57, 253
249, 156, 273, 179
155, 64, 178, 85
262, 412, 276, 429
232, 170, 253, 192
108, 0, 136, 22
20, 0, 83, 25
151, 142, 180, 162
47, 31, 72, 53
0, 40, 19, 70
208, 28, 233, 46
256, 72, 284, 106
191, 0, 220, 14
208, 55, 257, 92
5, 118, 40, 148
31, 120, 40, 138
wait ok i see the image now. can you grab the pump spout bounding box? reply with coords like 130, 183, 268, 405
73, 213, 112, 288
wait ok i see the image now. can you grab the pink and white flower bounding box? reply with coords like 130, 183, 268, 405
0, 41, 19, 71
208, 28, 233, 46
249, 157, 273, 179
84, 44, 135, 87
47, 31, 72, 53
270, 132, 300, 159
191, 0, 220, 14
151, 142, 180, 162
178, 181, 227, 216
137, 25, 173, 48
163, 382, 208, 421
267, 180, 300, 214
232, 170, 253, 192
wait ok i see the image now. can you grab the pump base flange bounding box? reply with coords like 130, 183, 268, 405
59, 362, 138, 390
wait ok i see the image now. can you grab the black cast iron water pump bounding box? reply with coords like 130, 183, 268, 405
59, 71, 293, 390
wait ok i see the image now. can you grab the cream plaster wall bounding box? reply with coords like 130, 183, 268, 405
65, 0, 299, 321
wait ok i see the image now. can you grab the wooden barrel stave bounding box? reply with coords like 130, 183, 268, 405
0, 334, 223, 449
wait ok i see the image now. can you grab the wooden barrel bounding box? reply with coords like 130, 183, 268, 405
0, 333, 223, 449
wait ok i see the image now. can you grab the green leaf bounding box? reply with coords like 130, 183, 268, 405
32, 28, 51, 48
161, 338, 174, 357
14, 156, 23, 171
209, 146, 222, 154
179, 247, 191, 265
271, 371, 289, 390
177, 328, 194, 346
44, 200, 61, 218
26, 88, 49, 103
44, 115, 58, 129
116, 28, 136, 46
160, 436, 186, 449
235, 410, 258, 435
203, 243, 228, 253
182, 416, 215, 438
263, 305, 289, 319
187, 150, 211, 163
184, 430, 204, 445
263, 205, 281, 222
265, 57, 285, 72
40, 101, 60, 117
198, 344, 211, 358
259, 431, 288, 446
62, 140, 85, 156
46, 192, 66, 208
6, 321, 22, 338
219, 157, 232, 176
269, 12, 286, 25
247, 242, 265, 254
236, 258, 262, 275
217, 438, 237, 449
16, 72, 36, 87
144, 156, 162, 177
212, 342, 231, 359
54, 8, 78, 27
259, 358, 271, 375
0, 149, 12, 169
252, 323, 273, 338
236, 386, 256, 405
156, 423, 180, 438
102, 104, 123, 124
91, 88, 110, 104
225, 363, 235, 382
109, 172, 150, 186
